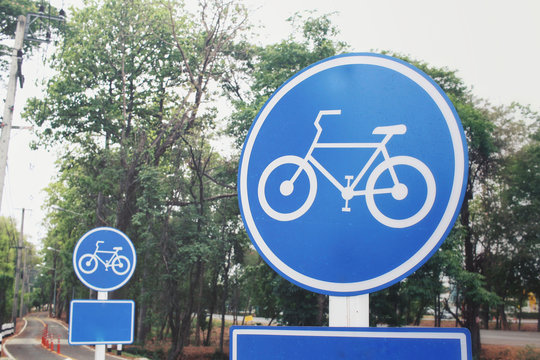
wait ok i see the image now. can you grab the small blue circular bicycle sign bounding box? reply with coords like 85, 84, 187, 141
73, 227, 136, 292
238, 53, 468, 296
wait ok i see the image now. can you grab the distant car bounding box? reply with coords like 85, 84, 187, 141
441, 312, 453, 319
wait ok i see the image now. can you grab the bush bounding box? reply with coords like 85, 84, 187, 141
517, 346, 540, 360
125, 345, 165, 360
518, 312, 539, 320
211, 351, 228, 360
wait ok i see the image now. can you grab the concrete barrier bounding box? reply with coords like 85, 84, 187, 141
0, 322, 15, 352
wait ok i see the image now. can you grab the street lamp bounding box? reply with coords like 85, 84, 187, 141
51, 205, 83, 216
45, 247, 60, 317
37, 262, 56, 317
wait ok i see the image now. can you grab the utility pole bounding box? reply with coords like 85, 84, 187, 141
18, 208, 26, 318
11, 208, 24, 324
0, 11, 64, 211
0, 16, 26, 211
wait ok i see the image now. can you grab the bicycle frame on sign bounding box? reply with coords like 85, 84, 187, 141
93, 241, 121, 267
291, 110, 401, 196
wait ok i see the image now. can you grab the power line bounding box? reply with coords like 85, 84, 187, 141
0, 12, 64, 213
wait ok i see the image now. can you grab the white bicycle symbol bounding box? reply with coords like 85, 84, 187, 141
78, 241, 131, 275
258, 110, 436, 228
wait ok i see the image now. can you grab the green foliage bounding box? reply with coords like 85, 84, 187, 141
500, 112, 540, 296
0, 273, 13, 323
21, 1, 540, 357
25, 0, 177, 148
0, 0, 63, 81
227, 12, 347, 147
243, 261, 281, 322
0, 216, 18, 322
27, 1, 251, 357
211, 351, 228, 360
124, 345, 165, 360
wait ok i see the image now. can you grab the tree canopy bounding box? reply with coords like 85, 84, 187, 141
10, 1, 540, 359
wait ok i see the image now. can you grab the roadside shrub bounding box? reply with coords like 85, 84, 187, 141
517, 346, 540, 360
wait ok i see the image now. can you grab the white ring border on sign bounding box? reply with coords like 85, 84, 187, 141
72, 227, 137, 292
239, 54, 466, 294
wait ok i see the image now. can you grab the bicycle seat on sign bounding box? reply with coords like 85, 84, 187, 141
113, 246, 123, 251
372, 124, 407, 135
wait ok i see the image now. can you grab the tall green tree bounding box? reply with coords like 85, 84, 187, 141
227, 12, 346, 328
27, 1, 249, 358
0, 216, 18, 323
502, 117, 540, 330
397, 54, 502, 356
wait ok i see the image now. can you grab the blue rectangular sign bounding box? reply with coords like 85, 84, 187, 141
69, 300, 135, 345
230, 326, 472, 360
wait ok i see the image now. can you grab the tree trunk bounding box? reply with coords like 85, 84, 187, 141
455, 288, 460, 328
498, 303, 508, 330
518, 294, 524, 331
167, 266, 198, 360
537, 304, 540, 332
435, 293, 441, 327
219, 262, 230, 353
464, 302, 481, 357
316, 294, 326, 326
205, 267, 219, 346
194, 260, 205, 346
219, 311, 226, 354
136, 265, 148, 343
158, 314, 168, 341
483, 304, 490, 329
166, 308, 180, 360
168, 309, 193, 360
460, 178, 481, 357
205, 312, 214, 346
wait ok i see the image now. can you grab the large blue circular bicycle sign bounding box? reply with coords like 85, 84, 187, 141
238, 53, 468, 296
73, 227, 136, 292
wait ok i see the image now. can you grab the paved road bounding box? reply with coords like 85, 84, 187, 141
228, 314, 540, 348
4, 313, 538, 359
3, 313, 122, 360
2, 317, 61, 360
481, 329, 540, 347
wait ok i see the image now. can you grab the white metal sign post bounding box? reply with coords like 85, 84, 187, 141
71, 227, 137, 360
329, 295, 369, 327
237, 53, 470, 357
95, 292, 108, 360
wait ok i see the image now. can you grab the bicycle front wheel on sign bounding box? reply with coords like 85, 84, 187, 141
238, 53, 468, 296
365, 156, 436, 228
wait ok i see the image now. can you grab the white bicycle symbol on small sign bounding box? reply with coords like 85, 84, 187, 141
78, 240, 131, 275
258, 110, 437, 228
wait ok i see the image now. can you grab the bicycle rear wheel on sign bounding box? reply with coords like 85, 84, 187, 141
258, 155, 318, 222
78, 254, 98, 274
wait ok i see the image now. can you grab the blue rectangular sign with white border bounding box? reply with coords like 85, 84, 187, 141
230, 326, 472, 360
69, 300, 135, 345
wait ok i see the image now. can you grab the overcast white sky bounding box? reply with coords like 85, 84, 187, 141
2, 0, 539, 246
